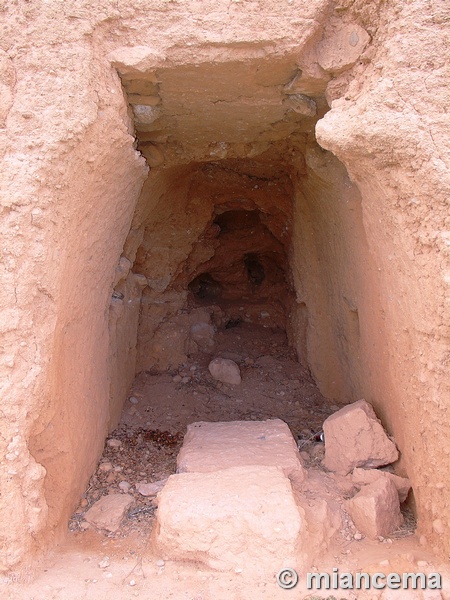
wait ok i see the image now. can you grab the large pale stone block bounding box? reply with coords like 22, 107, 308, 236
153, 465, 304, 573
177, 419, 305, 479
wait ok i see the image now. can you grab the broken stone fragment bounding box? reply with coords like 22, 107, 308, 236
317, 22, 371, 74
323, 400, 398, 474
84, 493, 133, 533
351, 467, 411, 503
107, 438, 122, 449
344, 478, 403, 539
208, 357, 241, 385
153, 465, 304, 573
136, 478, 168, 497
98, 556, 110, 569
108, 46, 165, 77
98, 461, 113, 472
118, 480, 131, 493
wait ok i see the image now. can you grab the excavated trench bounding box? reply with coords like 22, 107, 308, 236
70, 155, 347, 537
46, 56, 400, 539
21, 47, 447, 581
65, 54, 412, 548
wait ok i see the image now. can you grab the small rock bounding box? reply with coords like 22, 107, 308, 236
284, 93, 317, 116
99, 462, 113, 472
136, 478, 168, 497
354, 532, 363, 540
98, 557, 110, 569
129, 396, 139, 404
118, 481, 131, 493
208, 358, 241, 385
129, 579, 136, 586
106, 472, 117, 483
107, 438, 122, 449
172, 375, 182, 383
80, 498, 88, 507
417, 560, 429, 568
155, 559, 165, 567
181, 376, 190, 384
84, 494, 133, 533
80, 521, 90, 530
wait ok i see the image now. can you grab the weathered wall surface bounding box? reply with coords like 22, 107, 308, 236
290, 145, 374, 402
315, 0, 450, 555
0, 0, 448, 572
0, 2, 148, 570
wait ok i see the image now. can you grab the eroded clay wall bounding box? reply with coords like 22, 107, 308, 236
314, 0, 450, 556
0, 6, 147, 570
290, 144, 374, 402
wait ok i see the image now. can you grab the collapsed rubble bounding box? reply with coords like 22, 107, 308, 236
149, 401, 411, 570
71, 362, 414, 575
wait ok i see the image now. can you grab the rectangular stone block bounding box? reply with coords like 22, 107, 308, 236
176, 418, 305, 480
152, 465, 304, 574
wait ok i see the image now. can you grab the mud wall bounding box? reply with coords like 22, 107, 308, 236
0, 7, 148, 569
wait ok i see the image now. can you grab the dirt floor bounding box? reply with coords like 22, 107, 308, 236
4, 324, 449, 599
